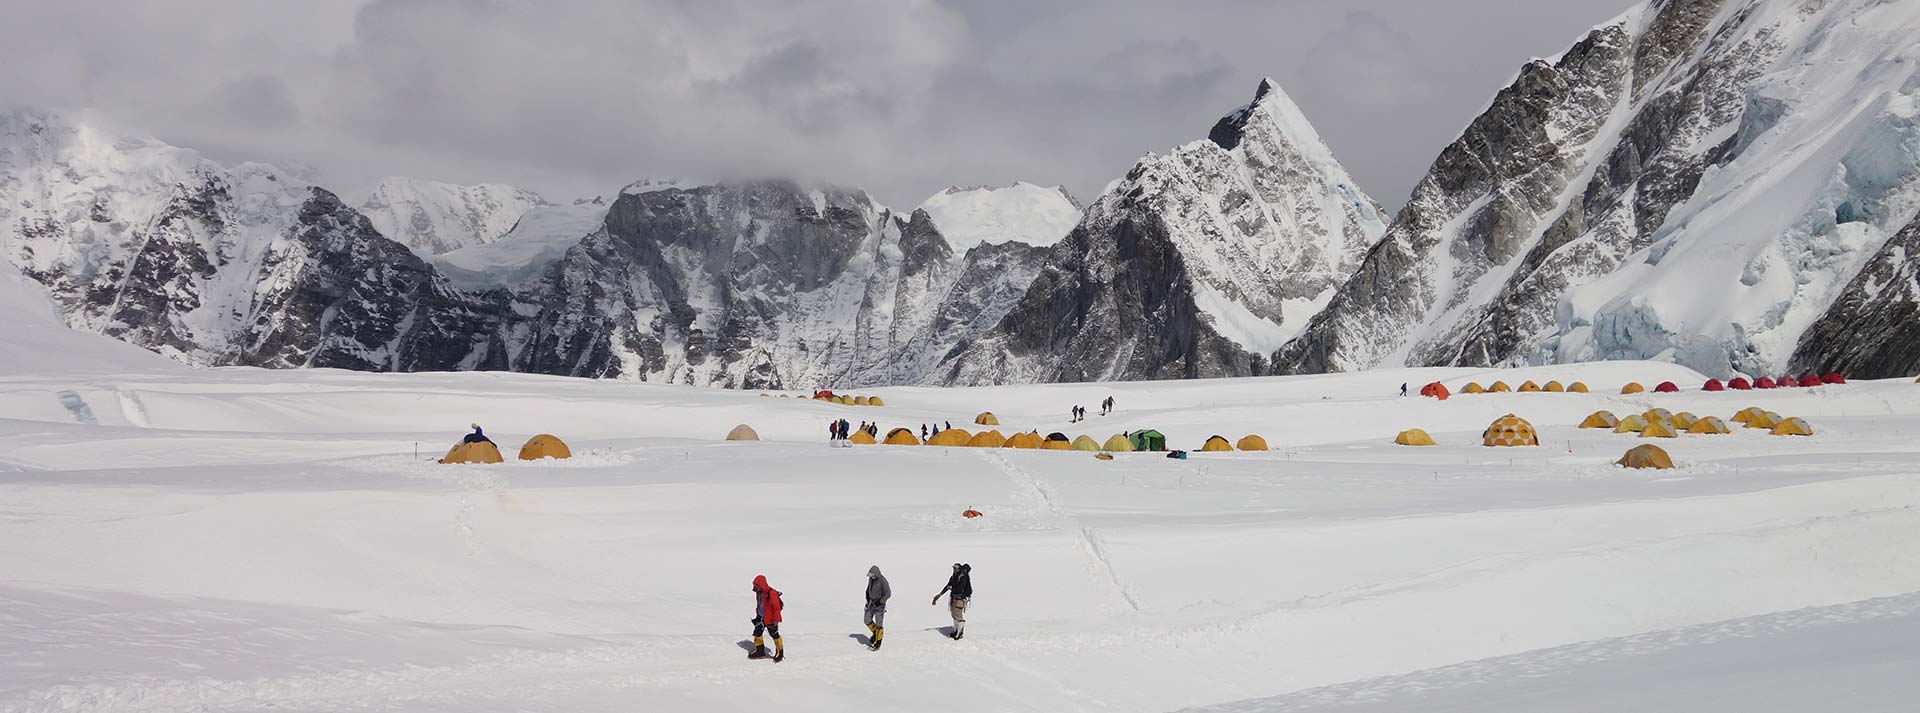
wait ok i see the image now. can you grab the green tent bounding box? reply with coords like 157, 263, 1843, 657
1128, 429, 1167, 452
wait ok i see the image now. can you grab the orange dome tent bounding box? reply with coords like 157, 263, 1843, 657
518, 434, 572, 460
1420, 382, 1450, 400
1482, 414, 1538, 447
441, 441, 504, 464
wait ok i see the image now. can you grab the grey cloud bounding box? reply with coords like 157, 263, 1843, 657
0, 0, 1636, 210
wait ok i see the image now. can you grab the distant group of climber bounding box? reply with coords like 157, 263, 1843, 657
747, 562, 974, 662
1071, 396, 1116, 422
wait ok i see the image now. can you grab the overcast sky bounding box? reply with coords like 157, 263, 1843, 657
0, 0, 1634, 211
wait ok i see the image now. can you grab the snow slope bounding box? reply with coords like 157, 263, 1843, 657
433, 200, 611, 289
915, 182, 1081, 250
0, 261, 177, 376
4, 347, 1917, 712
354, 177, 550, 256
1279, 0, 1920, 380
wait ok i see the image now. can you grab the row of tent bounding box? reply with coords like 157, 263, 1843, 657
1579, 407, 1814, 437
1702, 374, 1845, 390
861, 426, 1267, 453
441, 434, 573, 464
1425, 372, 1853, 400
800, 391, 885, 406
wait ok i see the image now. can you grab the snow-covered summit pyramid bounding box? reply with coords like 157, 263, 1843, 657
1277, 0, 1920, 379
916, 182, 1082, 250
354, 177, 550, 256
934, 78, 1388, 385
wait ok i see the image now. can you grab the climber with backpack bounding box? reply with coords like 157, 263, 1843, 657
748, 574, 785, 662
931, 562, 973, 640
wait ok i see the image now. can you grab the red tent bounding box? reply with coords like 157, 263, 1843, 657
1702, 379, 1725, 392
1798, 374, 1824, 388
1821, 372, 1846, 384
1419, 382, 1451, 401
1654, 381, 1679, 393
813, 389, 836, 399
1755, 376, 1778, 389
1776, 376, 1801, 388
1729, 377, 1753, 390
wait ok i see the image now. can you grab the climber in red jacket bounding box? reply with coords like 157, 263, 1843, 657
749, 574, 785, 661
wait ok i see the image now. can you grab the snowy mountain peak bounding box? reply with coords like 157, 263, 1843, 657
354, 177, 549, 256
935, 77, 1387, 385
916, 182, 1083, 250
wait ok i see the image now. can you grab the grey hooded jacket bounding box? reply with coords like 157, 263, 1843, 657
865, 566, 891, 610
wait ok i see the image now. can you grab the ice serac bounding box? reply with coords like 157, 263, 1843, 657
497, 181, 1050, 388
0, 110, 499, 371
1791, 211, 1920, 378
1276, 0, 1920, 379
935, 78, 1387, 385
354, 177, 549, 256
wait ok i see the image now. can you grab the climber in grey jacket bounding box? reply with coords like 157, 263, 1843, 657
864, 565, 891, 650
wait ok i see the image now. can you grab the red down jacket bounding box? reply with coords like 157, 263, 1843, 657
754, 575, 784, 624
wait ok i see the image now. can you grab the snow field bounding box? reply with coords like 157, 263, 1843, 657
2, 354, 1918, 712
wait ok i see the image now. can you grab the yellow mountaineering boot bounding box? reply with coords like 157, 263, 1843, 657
749, 636, 768, 659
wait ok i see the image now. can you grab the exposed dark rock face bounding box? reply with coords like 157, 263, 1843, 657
1791, 213, 1920, 378
1276, 0, 1920, 379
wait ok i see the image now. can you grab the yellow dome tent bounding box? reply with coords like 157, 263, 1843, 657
1199, 435, 1234, 452
853, 396, 871, 406
1641, 408, 1673, 423
1489, 381, 1513, 393
1236, 434, 1269, 451
1394, 429, 1437, 446
1040, 436, 1074, 451
1005, 432, 1041, 449
928, 428, 973, 447
441, 441, 504, 464
1518, 380, 1542, 393
974, 412, 1000, 426
519, 434, 572, 460
1731, 407, 1764, 424
1745, 411, 1781, 429
1770, 417, 1814, 436
1569, 382, 1590, 393
1483, 414, 1538, 446
868, 396, 885, 407
725, 424, 761, 441
1101, 434, 1135, 452
967, 430, 1006, 448
884, 428, 921, 446
1579, 410, 1619, 429
1639, 420, 1679, 438
1462, 382, 1486, 394
850, 429, 877, 445
1613, 414, 1649, 433
1669, 412, 1699, 430
1544, 380, 1566, 392
1071, 435, 1102, 452
1621, 382, 1646, 394
1688, 416, 1731, 434
1617, 444, 1675, 469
